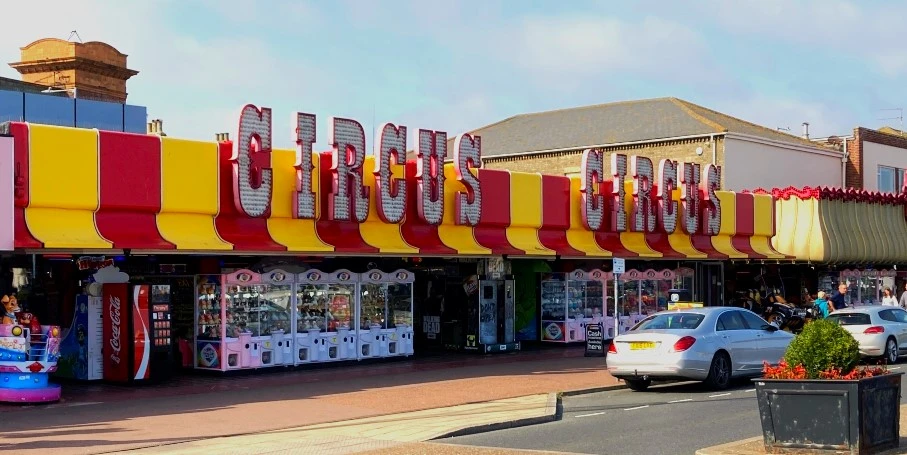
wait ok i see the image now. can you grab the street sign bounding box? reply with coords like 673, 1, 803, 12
612, 258, 625, 275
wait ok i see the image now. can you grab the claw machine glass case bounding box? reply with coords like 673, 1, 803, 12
358, 269, 415, 359
259, 270, 295, 367
540, 269, 608, 343
194, 275, 224, 370
295, 269, 357, 364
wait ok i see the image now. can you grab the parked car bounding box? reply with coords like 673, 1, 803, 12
825, 306, 907, 364
607, 307, 795, 391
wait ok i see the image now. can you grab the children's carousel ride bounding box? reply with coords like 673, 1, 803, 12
0, 295, 62, 403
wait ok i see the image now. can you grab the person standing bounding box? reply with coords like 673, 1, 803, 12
900, 283, 907, 309
831, 283, 849, 310
815, 291, 834, 318
881, 287, 898, 306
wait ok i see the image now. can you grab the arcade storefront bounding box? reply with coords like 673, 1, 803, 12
0, 105, 780, 399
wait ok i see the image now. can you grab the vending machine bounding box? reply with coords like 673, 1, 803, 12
463, 275, 520, 353
102, 283, 173, 383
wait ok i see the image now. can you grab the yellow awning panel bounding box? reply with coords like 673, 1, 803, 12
565, 177, 612, 257
360, 156, 418, 254
620, 180, 660, 257
266, 148, 333, 253
711, 192, 747, 258
25, 125, 112, 249
751, 193, 784, 258
506, 172, 554, 256
437, 164, 491, 255
157, 138, 232, 251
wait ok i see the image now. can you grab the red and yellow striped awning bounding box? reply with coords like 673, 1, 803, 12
7, 122, 782, 259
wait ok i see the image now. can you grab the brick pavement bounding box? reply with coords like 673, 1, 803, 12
0, 348, 617, 455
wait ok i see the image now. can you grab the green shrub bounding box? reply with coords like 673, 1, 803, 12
783, 319, 860, 379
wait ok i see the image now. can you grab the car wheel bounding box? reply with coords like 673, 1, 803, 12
625, 378, 651, 391
885, 337, 898, 364
704, 352, 731, 390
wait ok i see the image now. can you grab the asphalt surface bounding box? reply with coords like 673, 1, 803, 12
443, 365, 907, 455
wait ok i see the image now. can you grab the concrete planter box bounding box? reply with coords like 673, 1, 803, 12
753, 373, 903, 454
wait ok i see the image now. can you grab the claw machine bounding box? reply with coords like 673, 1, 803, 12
464, 275, 519, 353
540, 269, 608, 343
194, 274, 224, 370
358, 269, 415, 359
258, 270, 295, 366
295, 269, 357, 364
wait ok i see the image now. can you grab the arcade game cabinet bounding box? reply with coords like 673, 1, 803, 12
463, 275, 519, 353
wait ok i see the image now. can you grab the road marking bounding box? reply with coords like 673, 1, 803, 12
890, 367, 902, 370
668, 398, 692, 403
575, 411, 607, 418
708, 393, 731, 398
623, 405, 649, 411
745, 389, 756, 393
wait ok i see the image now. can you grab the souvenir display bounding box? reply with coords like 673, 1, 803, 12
540, 270, 608, 343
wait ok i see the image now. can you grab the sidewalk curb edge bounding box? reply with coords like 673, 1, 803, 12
694, 437, 763, 455
430, 393, 561, 440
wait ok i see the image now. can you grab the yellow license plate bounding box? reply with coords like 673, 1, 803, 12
629, 342, 656, 350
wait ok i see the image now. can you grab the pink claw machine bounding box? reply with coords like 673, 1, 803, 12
194, 270, 294, 371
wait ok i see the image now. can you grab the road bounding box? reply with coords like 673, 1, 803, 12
442, 365, 907, 455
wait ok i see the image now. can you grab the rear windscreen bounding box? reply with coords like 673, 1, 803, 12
827, 313, 871, 325
633, 313, 704, 330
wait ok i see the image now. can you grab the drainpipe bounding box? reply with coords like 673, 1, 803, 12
841, 138, 848, 189
710, 134, 717, 166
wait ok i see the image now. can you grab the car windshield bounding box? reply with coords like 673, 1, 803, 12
827, 313, 872, 325
632, 313, 704, 331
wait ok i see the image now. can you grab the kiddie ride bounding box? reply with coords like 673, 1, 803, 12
0, 296, 62, 403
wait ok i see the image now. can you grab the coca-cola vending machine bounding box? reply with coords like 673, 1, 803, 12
102, 283, 173, 383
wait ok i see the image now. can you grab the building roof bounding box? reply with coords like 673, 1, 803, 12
452, 97, 825, 158
0, 76, 64, 96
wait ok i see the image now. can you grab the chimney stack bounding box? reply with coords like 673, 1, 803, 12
215, 133, 230, 142
147, 119, 166, 136
802, 122, 810, 140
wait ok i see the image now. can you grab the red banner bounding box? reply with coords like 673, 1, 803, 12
102, 283, 129, 383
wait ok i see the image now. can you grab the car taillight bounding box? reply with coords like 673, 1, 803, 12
864, 326, 885, 334
608, 342, 617, 354
672, 336, 696, 352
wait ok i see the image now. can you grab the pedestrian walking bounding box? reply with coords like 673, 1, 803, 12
831, 283, 849, 310
881, 287, 898, 306
814, 291, 833, 318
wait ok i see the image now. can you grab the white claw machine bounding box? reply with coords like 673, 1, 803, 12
295, 269, 357, 364
358, 269, 415, 359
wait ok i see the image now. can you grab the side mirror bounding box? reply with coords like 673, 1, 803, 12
761, 324, 778, 332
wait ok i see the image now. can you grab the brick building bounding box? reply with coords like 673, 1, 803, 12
453, 97, 843, 191
843, 126, 907, 192
8, 38, 138, 103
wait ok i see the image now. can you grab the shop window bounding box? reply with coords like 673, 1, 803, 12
878, 165, 904, 194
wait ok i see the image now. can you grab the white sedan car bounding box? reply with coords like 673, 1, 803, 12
607, 307, 794, 391
826, 306, 907, 364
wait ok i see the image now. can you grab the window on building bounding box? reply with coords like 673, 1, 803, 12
878, 165, 904, 193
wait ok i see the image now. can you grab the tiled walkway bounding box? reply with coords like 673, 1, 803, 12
1, 347, 618, 455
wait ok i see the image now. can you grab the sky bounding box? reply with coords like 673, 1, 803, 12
1, 0, 905, 150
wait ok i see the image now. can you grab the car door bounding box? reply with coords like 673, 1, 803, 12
715, 310, 758, 373
739, 309, 788, 364
888, 309, 907, 351
877, 309, 906, 346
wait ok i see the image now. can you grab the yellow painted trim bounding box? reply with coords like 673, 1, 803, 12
565, 177, 611, 257
25, 125, 111, 248
266, 148, 333, 253
437, 163, 491, 255
157, 137, 232, 250
506, 172, 554, 256
750, 194, 783, 258
666, 189, 707, 258
360, 156, 418, 254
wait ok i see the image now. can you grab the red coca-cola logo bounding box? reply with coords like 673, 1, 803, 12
108, 295, 122, 365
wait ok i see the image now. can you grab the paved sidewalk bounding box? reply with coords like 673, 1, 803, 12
0, 349, 617, 455
106, 394, 562, 454
697, 404, 907, 455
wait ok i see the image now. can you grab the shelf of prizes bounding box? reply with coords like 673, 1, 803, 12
540, 267, 695, 340
193, 269, 415, 371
